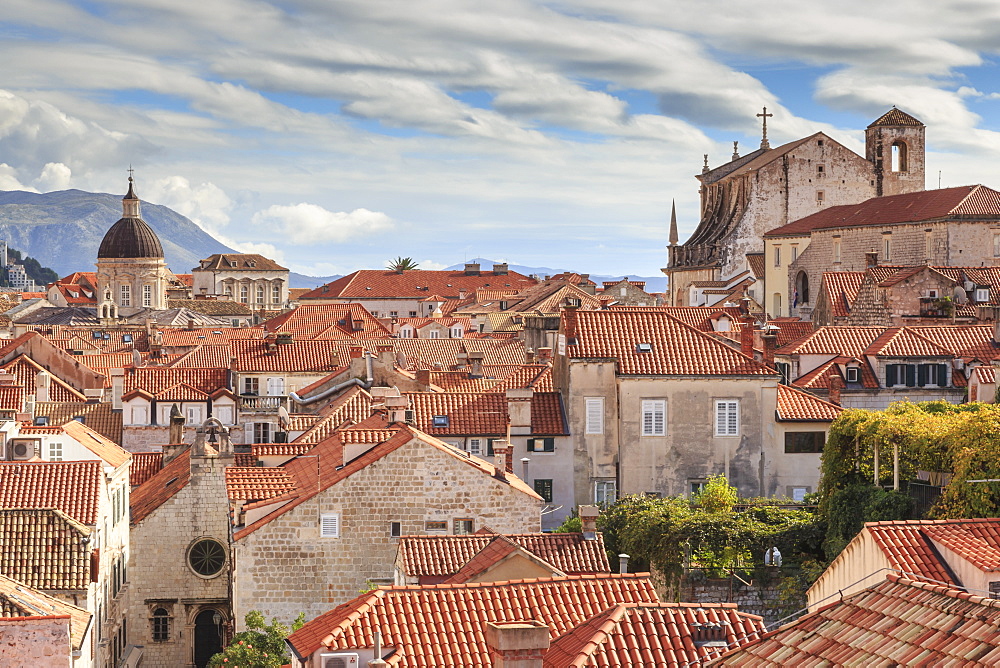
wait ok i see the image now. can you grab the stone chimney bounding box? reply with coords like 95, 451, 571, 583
464, 262, 481, 276
416, 368, 432, 387
762, 324, 779, 368
468, 351, 485, 379
563, 304, 579, 342
740, 314, 755, 358
506, 388, 533, 436
536, 347, 552, 363
34, 370, 51, 403
485, 621, 549, 668
525, 348, 536, 364
169, 403, 185, 444
493, 263, 509, 275
492, 440, 512, 475
865, 251, 879, 268
579, 505, 599, 538
110, 368, 125, 411
828, 374, 844, 406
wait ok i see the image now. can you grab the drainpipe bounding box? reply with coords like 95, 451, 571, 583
287, 353, 374, 405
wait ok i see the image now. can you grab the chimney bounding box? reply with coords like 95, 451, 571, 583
563, 304, 579, 343
740, 314, 755, 358
865, 251, 879, 268
469, 351, 485, 378
492, 440, 512, 475
34, 370, 51, 403
352, 319, 364, 332
618, 553, 630, 574
485, 621, 549, 668
464, 262, 481, 276
579, 505, 599, 538
521, 457, 530, 482
493, 263, 509, 275
536, 347, 552, 363
828, 374, 844, 406
187, 318, 196, 331
169, 403, 185, 445
762, 325, 779, 368
368, 632, 389, 667
416, 368, 431, 387
349, 345, 365, 359
525, 348, 536, 364
506, 388, 533, 434
110, 368, 125, 411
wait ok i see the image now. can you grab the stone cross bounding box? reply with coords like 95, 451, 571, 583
757, 107, 773, 149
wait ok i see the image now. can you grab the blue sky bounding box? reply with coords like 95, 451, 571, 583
2, 0, 1000, 277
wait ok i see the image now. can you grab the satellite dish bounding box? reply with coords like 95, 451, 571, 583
132, 348, 142, 368
953, 285, 968, 304
277, 405, 290, 428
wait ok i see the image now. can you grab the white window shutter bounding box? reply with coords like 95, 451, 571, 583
321, 514, 340, 538
585, 398, 604, 434
243, 422, 254, 444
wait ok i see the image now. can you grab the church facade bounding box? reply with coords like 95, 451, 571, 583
665, 108, 926, 310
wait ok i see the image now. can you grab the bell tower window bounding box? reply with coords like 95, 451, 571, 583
891, 141, 908, 172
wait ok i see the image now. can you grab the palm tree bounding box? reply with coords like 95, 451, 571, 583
387, 256, 420, 272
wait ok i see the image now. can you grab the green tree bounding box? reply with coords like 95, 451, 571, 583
694, 475, 738, 513
207, 610, 305, 668
386, 256, 419, 272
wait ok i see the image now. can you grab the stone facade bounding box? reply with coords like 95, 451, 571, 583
233, 433, 542, 626
191, 254, 289, 311
0, 616, 72, 667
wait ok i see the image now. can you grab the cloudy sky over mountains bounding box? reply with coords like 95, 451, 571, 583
3, 0, 1000, 276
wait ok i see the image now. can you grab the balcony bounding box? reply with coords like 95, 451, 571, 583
238, 394, 287, 412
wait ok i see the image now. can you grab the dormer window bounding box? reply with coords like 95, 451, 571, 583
432, 415, 449, 428
977, 288, 990, 303
845, 367, 860, 384
636, 343, 652, 353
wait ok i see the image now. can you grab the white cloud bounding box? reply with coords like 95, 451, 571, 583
229, 240, 285, 263
143, 175, 234, 236
251, 204, 394, 245
33, 162, 72, 192
416, 259, 448, 270
0, 163, 32, 192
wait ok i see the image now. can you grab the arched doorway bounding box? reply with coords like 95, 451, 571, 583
193, 609, 224, 668
795, 271, 810, 306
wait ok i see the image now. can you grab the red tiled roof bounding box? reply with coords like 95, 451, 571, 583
531, 392, 567, 434
775, 385, 843, 422
548, 602, 765, 667
252, 443, 311, 457
766, 185, 1000, 237
865, 518, 1000, 577
0, 572, 92, 649
0, 385, 24, 410
230, 339, 350, 373
166, 344, 234, 368
777, 326, 885, 357
793, 357, 880, 391
226, 467, 296, 502
130, 450, 191, 524
153, 382, 209, 401
767, 318, 815, 347
570, 310, 774, 376
818, 271, 864, 320
866, 521, 959, 585
867, 327, 953, 357
35, 402, 123, 445
264, 303, 391, 339
293, 386, 373, 444
0, 356, 87, 402
299, 268, 537, 300
974, 365, 997, 384
124, 366, 228, 395
286, 573, 659, 662
130, 452, 163, 487
404, 392, 506, 435
0, 509, 92, 591
0, 461, 102, 525
397, 532, 610, 578
158, 327, 263, 347
710, 574, 1000, 666
868, 107, 924, 127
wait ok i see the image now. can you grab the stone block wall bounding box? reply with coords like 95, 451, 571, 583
0, 616, 72, 667
234, 436, 542, 625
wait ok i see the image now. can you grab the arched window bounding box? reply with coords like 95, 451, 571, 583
891, 141, 908, 172
151, 607, 170, 642
256, 284, 264, 304
795, 271, 810, 305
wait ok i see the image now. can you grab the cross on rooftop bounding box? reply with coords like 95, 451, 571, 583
127, 164, 134, 180
757, 106, 773, 149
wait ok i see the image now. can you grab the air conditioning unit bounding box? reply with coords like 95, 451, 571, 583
9, 440, 35, 460
321, 654, 360, 668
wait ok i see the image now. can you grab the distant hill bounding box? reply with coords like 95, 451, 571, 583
446, 258, 668, 293
0, 189, 236, 278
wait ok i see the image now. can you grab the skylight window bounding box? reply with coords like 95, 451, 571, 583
123, 334, 133, 343
432, 415, 450, 428
636, 343, 653, 353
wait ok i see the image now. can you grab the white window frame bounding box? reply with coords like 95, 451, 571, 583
428, 330, 439, 339
256, 284, 265, 304
240, 285, 249, 303
585, 397, 604, 435
450, 327, 463, 338
254, 422, 271, 444
594, 480, 617, 505
714, 400, 739, 437
977, 288, 990, 303
142, 284, 152, 307
120, 284, 131, 307
132, 405, 148, 425
833, 239, 842, 263
48, 441, 63, 461
320, 513, 340, 538
215, 405, 233, 425
641, 400, 666, 437
845, 367, 860, 384
266, 376, 286, 396
467, 438, 482, 456
272, 284, 281, 304
185, 406, 202, 425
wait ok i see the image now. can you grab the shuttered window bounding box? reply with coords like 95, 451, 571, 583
715, 400, 739, 436
641, 400, 666, 436
320, 513, 340, 538
585, 398, 604, 435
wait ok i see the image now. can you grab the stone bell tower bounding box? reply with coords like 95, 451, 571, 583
866, 107, 926, 198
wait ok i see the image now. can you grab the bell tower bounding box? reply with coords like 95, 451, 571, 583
866, 107, 926, 197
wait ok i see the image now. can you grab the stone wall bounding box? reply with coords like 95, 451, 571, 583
234, 436, 542, 626
679, 567, 804, 627
0, 616, 72, 667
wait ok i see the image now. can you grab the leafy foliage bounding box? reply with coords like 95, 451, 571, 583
207, 610, 305, 668
822, 483, 912, 560
694, 475, 738, 513
386, 256, 419, 272
2, 247, 58, 287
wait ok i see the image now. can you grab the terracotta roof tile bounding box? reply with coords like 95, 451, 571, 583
165, 344, 234, 368
287, 573, 659, 662
226, 467, 296, 502
397, 532, 610, 578
404, 392, 506, 435
230, 339, 351, 373
130, 450, 191, 524
124, 366, 228, 395
792, 357, 880, 391
293, 387, 373, 444
196, 253, 288, 271
571, 310, 774, 376
868, 107, 924, 127
710, 574, 1000, 666
0, 509, 91, 591
531, 392, 568, 434
299, 268, 537, 301
0, 356, 87, 402
129, 452, 163, 487
548, 602, 765, 667
0, 385, 24, 410
766, 185, 1000, 237
59, 420, 130, 468
775, 385, 843, 422
0, 573, 92, 650
158, 327, 263, 347
152, 382, 209, 401
866, 521, 960, 585
0, 461, 102, 525
264, 303, 391, 339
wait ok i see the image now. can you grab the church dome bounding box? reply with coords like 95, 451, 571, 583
97, 177, 164, 259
